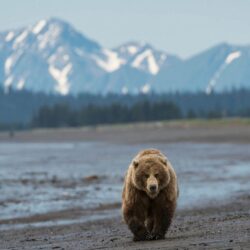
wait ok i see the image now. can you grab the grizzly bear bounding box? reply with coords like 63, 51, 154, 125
122, 149, 178, 241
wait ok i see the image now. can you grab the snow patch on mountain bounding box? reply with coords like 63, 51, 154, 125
16, 78, 25, 90
4, 50, 23, 76
5, 57, 13, 75
116, 42, 142, 56
132, 49, 159, 74
4, 75, 13, 88
206, 50, 242, 94
127, 46, 138, 54
13, 30, 28, 48
93, 49, 125, 72
37, 23, 61, 50
114, 42, 168, 75
141, 83, 151, 94
32, 20, 47, 34
48, 46, 70, 66
225, 51, 241, 64
5, 31, 15, 42
49, 63, 72, 95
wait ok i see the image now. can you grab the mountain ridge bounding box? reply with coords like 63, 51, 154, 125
0, 18, 249, 95
152, 42, 250, 94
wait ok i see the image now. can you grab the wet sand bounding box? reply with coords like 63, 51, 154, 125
1, 195, 250, 249
1, 119, 250, 249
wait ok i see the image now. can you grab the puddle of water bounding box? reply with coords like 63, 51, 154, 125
0, 142, 250, 228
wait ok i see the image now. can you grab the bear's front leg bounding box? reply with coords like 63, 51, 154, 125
145, 216, 154, 233
128, 217, 153, 241
123, 207, 152, 241
151, 203, 175, 240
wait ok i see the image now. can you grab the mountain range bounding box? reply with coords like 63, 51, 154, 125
0, 18, 249, 95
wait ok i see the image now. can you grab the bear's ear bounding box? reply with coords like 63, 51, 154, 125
160, 158, 167, 166
133, 160, 139, 168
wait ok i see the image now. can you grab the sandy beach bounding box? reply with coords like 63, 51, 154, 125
1, 119, 250, 144
1, 119, 250, 249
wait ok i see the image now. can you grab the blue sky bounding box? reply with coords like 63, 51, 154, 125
0, 0, 249, 58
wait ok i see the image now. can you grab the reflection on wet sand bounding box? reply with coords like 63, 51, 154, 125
1, 142, 250, 230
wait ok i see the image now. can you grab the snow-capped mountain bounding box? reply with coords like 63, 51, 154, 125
0, 18, 250, 95
152, 43, 250, 94
0, 18, 113, 95
0, 18, 179, 95
113, 41, 179, 75
103, 41, 181, 94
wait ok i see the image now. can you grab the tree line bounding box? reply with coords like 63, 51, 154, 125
31, 101, 182, 128
1, 86, 250, 129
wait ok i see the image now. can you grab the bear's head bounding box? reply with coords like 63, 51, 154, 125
131, 156, 170, 199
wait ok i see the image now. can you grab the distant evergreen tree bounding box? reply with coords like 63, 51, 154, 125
1, 86, 250, 129
207, 110, 222, 119
31, 101, 182, 128
187, 109, 197, 119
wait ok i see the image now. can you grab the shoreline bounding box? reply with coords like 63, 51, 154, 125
1, 119, 250, 144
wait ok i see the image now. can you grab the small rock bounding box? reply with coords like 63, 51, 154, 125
83, 175, 99, 182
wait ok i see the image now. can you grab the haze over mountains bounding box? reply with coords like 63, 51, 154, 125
0, 18, 249, 96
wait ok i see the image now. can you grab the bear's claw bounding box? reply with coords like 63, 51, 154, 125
133, 232, 153, 241
145, 233, 154, 240
151, 233, 165, 240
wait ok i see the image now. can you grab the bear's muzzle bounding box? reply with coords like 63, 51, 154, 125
146, 176, 159, 198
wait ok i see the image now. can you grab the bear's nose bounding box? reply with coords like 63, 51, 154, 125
149, 185, 157, 192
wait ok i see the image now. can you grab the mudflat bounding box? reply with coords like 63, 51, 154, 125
1, 195, 249, 249
1, 119, 250, 249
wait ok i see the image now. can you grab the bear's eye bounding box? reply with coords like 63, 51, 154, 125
144, 174, 149, 178
154, 173, 159, 178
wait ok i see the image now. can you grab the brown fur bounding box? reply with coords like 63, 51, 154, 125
122, 148, 178, 241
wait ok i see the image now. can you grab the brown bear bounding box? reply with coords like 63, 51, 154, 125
122, 149, 178, 241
